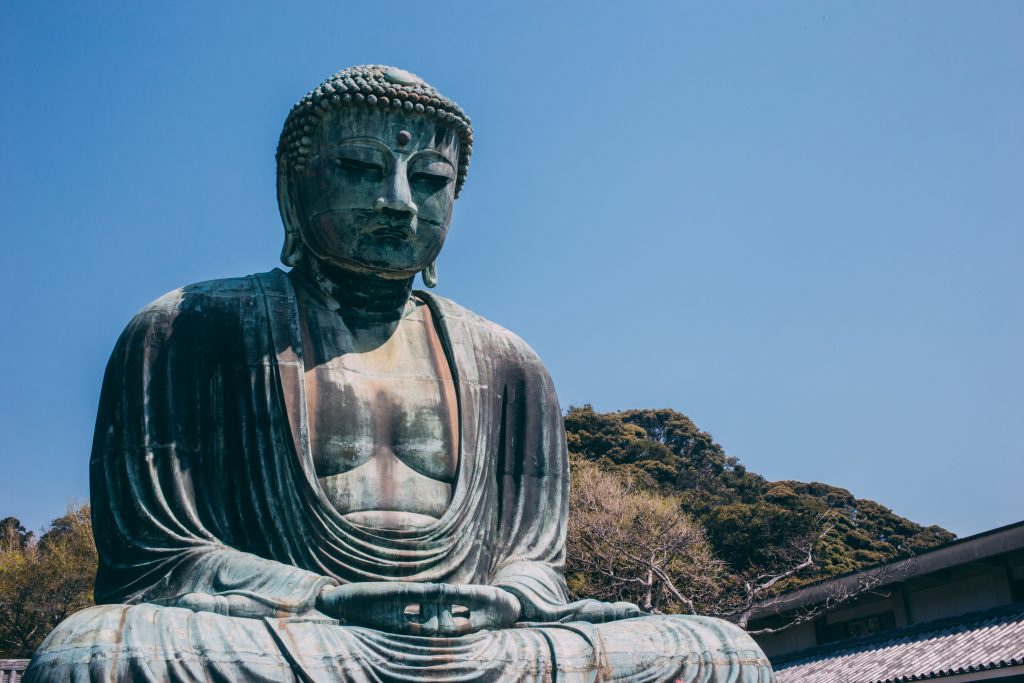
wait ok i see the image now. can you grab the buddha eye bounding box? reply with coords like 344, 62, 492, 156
332, 156, 385, 181
409, 171, 453, 195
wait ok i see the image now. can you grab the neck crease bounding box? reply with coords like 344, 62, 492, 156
295, 258, 415, 322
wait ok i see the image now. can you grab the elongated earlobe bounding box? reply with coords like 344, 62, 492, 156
422, 261, 437, 288
280, 231, 304, 267
277, 171, 306, 268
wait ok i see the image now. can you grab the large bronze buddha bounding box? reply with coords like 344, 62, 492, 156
26, 66, 774, 682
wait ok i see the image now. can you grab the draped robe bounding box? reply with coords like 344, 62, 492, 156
26, 269, 774, 682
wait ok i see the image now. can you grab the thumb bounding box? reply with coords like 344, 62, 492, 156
178, 592, 229, 615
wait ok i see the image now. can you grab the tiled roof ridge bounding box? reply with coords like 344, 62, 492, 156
772, 601, 1024, 669
753, 520, 1024, 619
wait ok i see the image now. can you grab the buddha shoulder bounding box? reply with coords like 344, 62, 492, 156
113, 273, 278, 355
420, 292, 554, 383
130, 274, 263, 320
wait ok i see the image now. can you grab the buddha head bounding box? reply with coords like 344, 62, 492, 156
276, 66, 473, 287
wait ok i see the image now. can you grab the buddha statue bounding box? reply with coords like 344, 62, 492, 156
26, 66, 774, 682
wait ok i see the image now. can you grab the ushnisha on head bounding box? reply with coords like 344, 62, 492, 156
276, 66, 473, 288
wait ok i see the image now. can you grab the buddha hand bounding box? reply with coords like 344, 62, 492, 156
512, 593, 645, 624
550, 599, 644, 623
316, 581, 522, 636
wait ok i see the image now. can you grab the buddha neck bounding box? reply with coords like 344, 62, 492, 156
294, 258, 415, 323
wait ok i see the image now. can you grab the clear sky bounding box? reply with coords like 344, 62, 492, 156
1, 2, 1021, 537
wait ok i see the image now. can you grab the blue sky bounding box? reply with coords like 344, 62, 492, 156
1, 2, 1021, 537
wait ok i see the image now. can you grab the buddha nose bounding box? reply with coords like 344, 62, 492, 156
375, 165, 418, 218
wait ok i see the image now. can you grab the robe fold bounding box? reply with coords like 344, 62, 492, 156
26, 269, 775, 682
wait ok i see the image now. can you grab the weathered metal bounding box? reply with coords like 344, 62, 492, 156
25, 66, 775, 682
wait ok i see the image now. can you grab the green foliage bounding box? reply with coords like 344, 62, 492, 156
564, 405, 955, 592
0, 503, 96, 657
0, 518, 33, 551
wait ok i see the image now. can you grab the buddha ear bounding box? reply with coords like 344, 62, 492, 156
277, 168, 305, 267
422, 261, 437, 288
280, 231, 304, 268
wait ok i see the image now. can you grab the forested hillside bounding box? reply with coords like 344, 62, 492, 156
563, 405, 954, 616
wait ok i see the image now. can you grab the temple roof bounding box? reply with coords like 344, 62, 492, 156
772, 603, 1024, 682
751, 520, 1024, 621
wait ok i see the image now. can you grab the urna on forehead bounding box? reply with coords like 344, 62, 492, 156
278, 65, 473, 196
312, 106, 461, 158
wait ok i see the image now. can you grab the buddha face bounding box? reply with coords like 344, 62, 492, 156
291, 107, 460, 278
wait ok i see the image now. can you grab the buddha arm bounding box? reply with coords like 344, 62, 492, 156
480, 326, 575, 621
478, 323, 644, 624
143, 548, 338, 619
90, 283, 339, 619
490, 560, 571, 621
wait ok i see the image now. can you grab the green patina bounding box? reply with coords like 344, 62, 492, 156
25, 66, 774, 682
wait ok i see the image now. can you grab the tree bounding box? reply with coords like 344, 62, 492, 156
565, 459, 723, 614
712, 509, 839, 632
0, 517, 33, 551
563, 405, 955, 592
0, 503, 97, 657
726, 543, 918, 636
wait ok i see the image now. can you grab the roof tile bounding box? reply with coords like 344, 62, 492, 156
773, 604, 1024, 683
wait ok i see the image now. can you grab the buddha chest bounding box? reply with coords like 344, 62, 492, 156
297, 291, 459, 531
